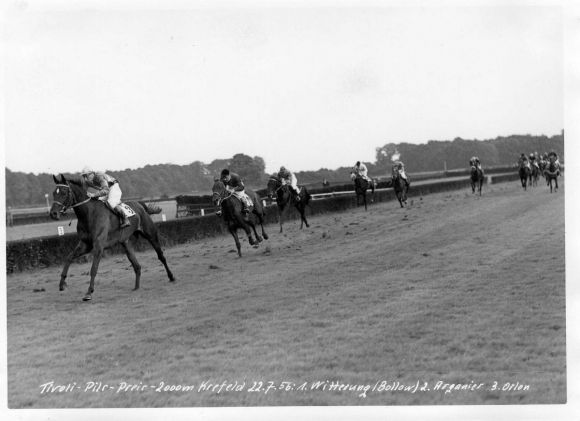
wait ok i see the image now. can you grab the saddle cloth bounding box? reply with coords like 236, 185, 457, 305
118, 203, 136, 217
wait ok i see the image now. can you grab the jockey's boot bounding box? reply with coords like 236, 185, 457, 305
115, 205, 131, 228
293, 188, 301, 201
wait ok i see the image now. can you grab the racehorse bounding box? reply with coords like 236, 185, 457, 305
49, 174, 175, 301
518, 161, 531, 190
470, 165, 484, 196
266, 176, 311, 233
392, 174, 409, 208
529, 164, 540, 187
211, 180, 268, 257
544, 161, 559, 193
351, 173, 375, 210
538, 158, 548, 178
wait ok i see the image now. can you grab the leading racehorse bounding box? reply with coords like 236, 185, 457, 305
49, 174, 175, 301
266, 176, 311, 233
211, 180, 268, 257
392, 174, 409, 208
470, 165, 484, 196
351, 173, 375, 210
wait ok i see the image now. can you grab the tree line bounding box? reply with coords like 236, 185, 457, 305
5, 133, 563, 207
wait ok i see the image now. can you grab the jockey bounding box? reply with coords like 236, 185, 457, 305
469, 156, 482, 170
519, 153, 530, 169
220, 169, 253, 214
278, 166, 301, 200
80, 167, 131, 227
529, 153, 539, 169
351, 161, 372, 182
547, 151, 561, 176
391, 160, 410, 188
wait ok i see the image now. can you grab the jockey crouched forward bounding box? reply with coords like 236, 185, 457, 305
519, 153, 530, 169
80, 166, 131, 227
547, 151, 561, 176
219, 169, 253, 215
529, 153, 540, 170
351, 161, 372, 182
469, 156, 483, 171
391, 160, 410, 188
278, 166, 301, 201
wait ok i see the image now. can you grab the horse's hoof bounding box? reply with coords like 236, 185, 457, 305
263, 234, 269, 240
82, 295, 92, 302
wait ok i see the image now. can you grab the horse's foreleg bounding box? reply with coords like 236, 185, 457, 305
59, 241, 92, 291
121, 240, 141, 290
278, 206, 284, 233
299, 205, 310, 228
84, 247, 104, 301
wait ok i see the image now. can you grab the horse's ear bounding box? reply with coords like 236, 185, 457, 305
214, 177, 220, 182
53, 174, 65, 184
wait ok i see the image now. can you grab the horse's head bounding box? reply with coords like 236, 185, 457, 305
266, 176, 281, 199
50, 174, 76, 220
211, 178, 227, 206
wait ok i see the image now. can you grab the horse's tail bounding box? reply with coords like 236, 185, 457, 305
139, 201, 162, 214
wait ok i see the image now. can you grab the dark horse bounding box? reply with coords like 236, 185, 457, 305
392, 174, 409, 208
518, 161, 531, 190
211, 180, 268, 257
266, 176, 311, 233
544, 160, 559, 193
470, 165, 484, 196
351, 173, 375, 210
529, 164, 540, 187
50, 174, 175, 301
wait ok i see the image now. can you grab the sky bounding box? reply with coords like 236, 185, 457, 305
2, 0, 566, 176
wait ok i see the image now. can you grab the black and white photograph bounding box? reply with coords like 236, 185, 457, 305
2, 0, 579, 420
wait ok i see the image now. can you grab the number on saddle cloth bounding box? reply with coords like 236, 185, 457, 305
118, 203, 136, 217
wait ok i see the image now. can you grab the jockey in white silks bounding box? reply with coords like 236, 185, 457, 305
351, 161, 372, 182
469, 156, 482, 171
278, 166, 301, 200
80, 166, 131, 227
392, 160, 410, 188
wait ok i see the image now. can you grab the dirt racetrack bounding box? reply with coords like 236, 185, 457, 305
6, 180, 565, 407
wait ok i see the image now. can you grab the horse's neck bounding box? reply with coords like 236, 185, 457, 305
69, 184, 92, 224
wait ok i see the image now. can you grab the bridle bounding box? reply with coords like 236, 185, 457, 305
53, 183, 91, 214
212, 181, 234, 207
268, 177, 284, 197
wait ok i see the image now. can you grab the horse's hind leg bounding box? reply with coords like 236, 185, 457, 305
230, 228, 242, 257
249, 219, 262, 243
140, 230, 175, 282
121, 240, 141, 290
59, 241, 92, 291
